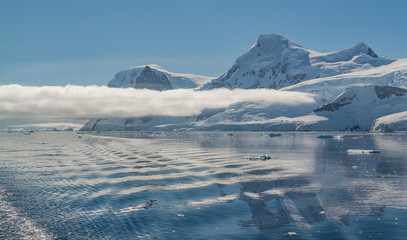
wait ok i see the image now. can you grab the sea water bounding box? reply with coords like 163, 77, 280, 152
0, 131, 406, 239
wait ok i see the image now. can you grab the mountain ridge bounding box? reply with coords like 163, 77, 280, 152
201, 34, 394, 90
80, 34, 407, 132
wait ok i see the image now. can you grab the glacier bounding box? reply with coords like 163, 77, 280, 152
371, 111, 407, 132
81, 34, 407, 132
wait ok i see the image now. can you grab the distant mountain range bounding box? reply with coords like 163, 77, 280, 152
81, 34, 407, 132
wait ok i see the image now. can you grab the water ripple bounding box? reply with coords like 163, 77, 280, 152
1, 132, 407, 239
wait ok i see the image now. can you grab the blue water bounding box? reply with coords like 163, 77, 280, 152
0, 131, 406, 239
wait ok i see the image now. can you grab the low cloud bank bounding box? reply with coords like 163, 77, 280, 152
0, 85, 315, 120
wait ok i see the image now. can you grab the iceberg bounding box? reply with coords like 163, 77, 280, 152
244, 155, 272, 160
346, 149, 380, 154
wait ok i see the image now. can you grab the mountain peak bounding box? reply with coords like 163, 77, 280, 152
108, 64, 212, 89
311, 41, 381, 63
257, 33, 289, 41
199, 34, 312, 90
253, 34, 304, 51
352, 42, 378, 58
236, 33, 308, 65
129, 64, 166, 72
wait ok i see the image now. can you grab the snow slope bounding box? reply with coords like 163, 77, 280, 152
193, 101, 320, 131
201, 34, 394, 90
371, 111, 407, 132
283, 58, 407, 106
108, 64, 213, 90
299, 85, 407, 131
194, 85, 407, 132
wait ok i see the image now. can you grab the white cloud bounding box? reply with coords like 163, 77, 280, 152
0, 84, 315, 120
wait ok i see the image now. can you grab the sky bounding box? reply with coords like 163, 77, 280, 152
1, 0, 407, 86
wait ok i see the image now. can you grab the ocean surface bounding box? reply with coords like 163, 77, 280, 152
0, 131, 406, 239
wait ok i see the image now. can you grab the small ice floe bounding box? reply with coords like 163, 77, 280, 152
244, 155, 272, 160
284, 232, 299, 237
269, 132, 282, 138
116, 200, 157, 214
317, 135, 334, 139
346, 149, 380, 154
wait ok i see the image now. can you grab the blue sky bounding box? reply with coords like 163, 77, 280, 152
1, 0, 407, 86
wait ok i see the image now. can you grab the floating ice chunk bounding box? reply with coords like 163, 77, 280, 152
269, 132, 282, 137
346, 149, 380, 154
244, 155, 272, 160
284, 232, 299, 237
317, 135, 334, 139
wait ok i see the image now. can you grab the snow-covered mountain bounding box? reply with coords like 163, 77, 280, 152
108, 64, 213, 90
200, 34, 394, 90
80, 65, 213, 131
81, 34, 407, 132
193, 44, 407, 131
299, 85, 407, 131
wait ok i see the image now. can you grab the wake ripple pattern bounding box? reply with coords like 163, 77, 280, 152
1, 131, 407, 239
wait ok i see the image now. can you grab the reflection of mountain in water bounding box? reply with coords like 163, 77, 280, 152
238, 177, 323, 230
233, 134, 407, 234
